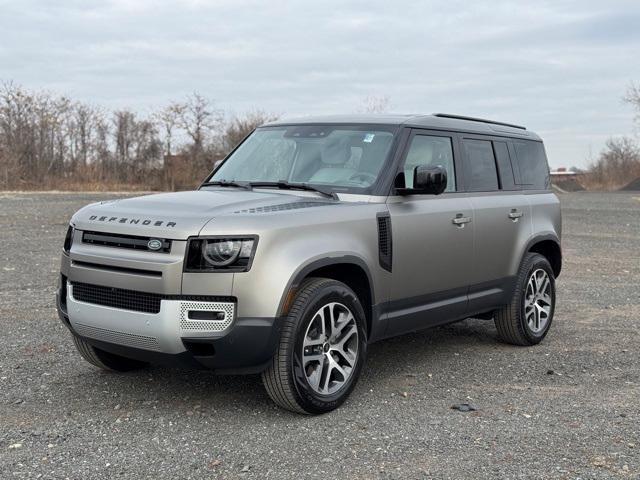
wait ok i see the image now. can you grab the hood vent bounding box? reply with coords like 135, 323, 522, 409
233, 201, 329, 214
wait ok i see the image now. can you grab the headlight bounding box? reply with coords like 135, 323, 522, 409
185, 237, 257, 272
63, 225, 74, 254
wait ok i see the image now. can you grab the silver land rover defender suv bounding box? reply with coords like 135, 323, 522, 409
56, 113, 561, 414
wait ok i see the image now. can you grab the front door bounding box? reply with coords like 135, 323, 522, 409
385, 130, 473, 336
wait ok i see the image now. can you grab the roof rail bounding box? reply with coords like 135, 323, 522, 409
432, 113, 526, 130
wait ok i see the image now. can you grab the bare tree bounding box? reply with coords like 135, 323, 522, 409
111, 109, 162, 180
222, 110, 279, 152
132, 119, 162, 170
624, 82, 640, 132
155, 102, 184, 157
0, 82, 74, 182
624, 82, 640, 109
588, 136, 640, 189
177, 92, 221, 154
359, 95, 391, 114
72, 103, 98, 168
112, 109, 137, 166
0, 82, 168, 189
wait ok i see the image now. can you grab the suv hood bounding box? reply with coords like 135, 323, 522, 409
71, 189, 335, 239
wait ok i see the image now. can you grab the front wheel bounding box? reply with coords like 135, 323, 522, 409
262, 278, 367, 414
494, 253, 556, 346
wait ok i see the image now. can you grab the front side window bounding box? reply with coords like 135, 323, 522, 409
400, 135, 456, 192
208, 125, 397, 193
462, 139, 499, 192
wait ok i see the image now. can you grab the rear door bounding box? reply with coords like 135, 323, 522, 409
385, 130, 473, 336
460, 136, 532, 314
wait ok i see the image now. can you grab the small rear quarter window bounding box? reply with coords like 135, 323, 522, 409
512, 141, 550, 190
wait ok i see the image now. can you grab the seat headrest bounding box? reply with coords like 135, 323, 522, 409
321, 135, 352, 165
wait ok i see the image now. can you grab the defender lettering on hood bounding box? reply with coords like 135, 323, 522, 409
88, 215, 176, 227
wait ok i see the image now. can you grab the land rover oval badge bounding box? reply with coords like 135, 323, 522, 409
147, 239, 162, 251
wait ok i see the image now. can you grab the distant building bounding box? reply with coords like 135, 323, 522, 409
550, 167, 584, 180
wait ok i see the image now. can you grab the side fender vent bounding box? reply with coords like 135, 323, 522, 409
377, 213, 392, 272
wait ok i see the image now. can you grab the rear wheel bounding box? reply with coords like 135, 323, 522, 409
494, 253, 556, 346
262, 278, 367, 414
72, 335, 148, 372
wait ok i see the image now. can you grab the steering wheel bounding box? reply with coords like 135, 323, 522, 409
348, 172, 377, 184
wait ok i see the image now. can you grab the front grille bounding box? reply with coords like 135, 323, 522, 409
82, 231, 172, 253
70, 282, 235, 315
72, 282, 162, 313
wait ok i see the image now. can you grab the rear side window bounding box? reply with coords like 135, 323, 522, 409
512, 141, 550, 189
462, 139, 499, 191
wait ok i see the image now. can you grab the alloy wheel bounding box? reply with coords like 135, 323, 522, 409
524, 268, 553, 333
301, 302, 359, 395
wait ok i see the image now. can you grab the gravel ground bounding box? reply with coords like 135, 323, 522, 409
0, 191, 638, 479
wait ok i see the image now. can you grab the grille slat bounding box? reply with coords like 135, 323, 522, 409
82, 231, 172, 253
70, 282, 234, 314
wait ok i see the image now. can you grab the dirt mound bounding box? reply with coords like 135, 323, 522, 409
552, 178, 585, 192
620, 177, 640, 191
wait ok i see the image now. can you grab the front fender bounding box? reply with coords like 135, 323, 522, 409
276, 253, 376, 316
230, 210, 386, 318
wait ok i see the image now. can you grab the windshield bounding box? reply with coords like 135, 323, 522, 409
207, 124, 397, 193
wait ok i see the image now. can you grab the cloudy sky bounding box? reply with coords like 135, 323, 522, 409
2, 0, 639, 168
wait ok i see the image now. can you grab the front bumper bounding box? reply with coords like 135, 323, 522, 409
56, 277, 282, 373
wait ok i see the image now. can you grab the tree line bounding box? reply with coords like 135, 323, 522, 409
0, 82, 276, 190
586, 84, 640, 190
3, 79, 639, 191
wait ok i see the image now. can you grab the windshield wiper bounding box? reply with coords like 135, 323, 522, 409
248, 181, 337, 200
201, 180, 253, 190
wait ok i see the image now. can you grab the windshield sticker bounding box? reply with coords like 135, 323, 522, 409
363, 133, 375, 143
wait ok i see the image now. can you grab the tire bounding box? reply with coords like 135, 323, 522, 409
494, 253, 556, 346
261, 278, 368, 414
72, 335, 148, 372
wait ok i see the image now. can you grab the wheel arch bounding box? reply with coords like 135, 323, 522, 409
525, 234, 562, 277
277, 256, 376, 340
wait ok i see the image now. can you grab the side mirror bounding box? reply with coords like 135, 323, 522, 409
413, 165, 447, 195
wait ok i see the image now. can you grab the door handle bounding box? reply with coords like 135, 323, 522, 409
508, 209, 523, 221
452, 214, 472, 226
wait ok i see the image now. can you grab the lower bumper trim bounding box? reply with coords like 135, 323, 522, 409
79, 315, 282, 374
74, 322, 162, 351
57, 279, 282, 373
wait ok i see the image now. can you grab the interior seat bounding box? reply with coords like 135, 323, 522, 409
308, 135, 356, 184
